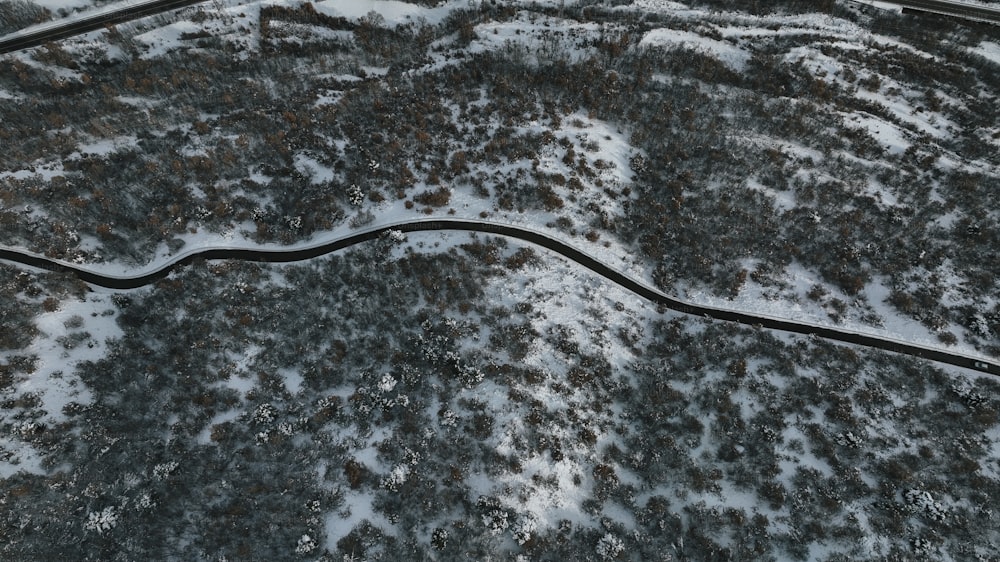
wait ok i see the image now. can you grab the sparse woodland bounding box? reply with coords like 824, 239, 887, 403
2, 0, 999, 348
2, 0, 1000, 559
4, 237, 1000, 560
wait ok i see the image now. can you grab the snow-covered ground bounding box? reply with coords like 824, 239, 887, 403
639, 28, 750, 72
0, 291, 122, 477
3, 4, 1000, 558
2, 0, 997, 396
970, 40, 1000, 64
313, 0, 461, 26
0, 0, 996, 376
0, 0, 198, 40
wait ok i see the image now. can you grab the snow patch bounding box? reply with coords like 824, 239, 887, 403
0, 292, 121, 476
313, 0, 460, 26
640, 28, 750, 71
970, 40, 1000, 65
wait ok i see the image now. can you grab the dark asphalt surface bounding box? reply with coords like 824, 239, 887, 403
2, 219, 998, 377
0, 3, 996, 374
0, 0, 208, 54
892, 0, 1000, 22
0, 0, 997, 56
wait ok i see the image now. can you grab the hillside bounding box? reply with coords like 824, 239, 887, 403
2, 0, 1000, 559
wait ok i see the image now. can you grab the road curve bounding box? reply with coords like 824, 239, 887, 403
1, 218, 998, 377
2, 0, 997, 56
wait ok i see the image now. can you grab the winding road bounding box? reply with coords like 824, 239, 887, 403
1, 218, 998, 377
0, 0, 997, 56
1, 3, 997, 373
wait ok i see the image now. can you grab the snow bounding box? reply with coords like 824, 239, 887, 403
114, 95, 156, 107
0, 0, 194, 42
133, 20, 203, 59
467, 455, 595, 528
0, 107, 655, 299
780, 40, 956, 142
857, 0, 1000, 17
871, 92, 954, 141
0, 166, 69, 181
1, 0, 996, 404
461, 12, 604, 64
279, 367, 304, 395
74, 135, 139, 158
746, 177, 796, 212
194, 409, 242, 444
0, 291, 122, 477
3, 201, 994, 386
681, 257, 997, 369
21, 294, 119, 423
293, 152, 336, 184
324, 490, 395, 544
626, 0, 704, 16
848, 0, 905, 12
841, 111, 911, 156
0, 0, 259, 60
640, 28, 750, 72
2, 2, 1000, 558
686, 480, 781, 517
267, 21, 353, 43
778, 422, 835, 479
32, 0, 95, 14
970, 40, 1000, 65
442, 233, 651, 533
313, 0, 461, 26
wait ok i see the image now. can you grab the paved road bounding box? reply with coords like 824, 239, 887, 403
862, 0, 1000, 23
0, 0, 208, 54
1, 218, 997, 377
1, 0, 997, 56
0, 1, 996, 373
